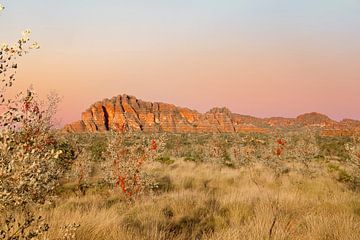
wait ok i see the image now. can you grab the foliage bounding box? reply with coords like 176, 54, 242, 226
59, 223, 80, 240
103, 129, 166, 201
155, 155, 175, 165
0, 91, 69, 210
318, 136, 351, 160
0, 211, 49, 240
0, 5, 65, 210
345, 134, 360, 167
87, 134, 107, 162
1, 4, 77, 239
58, 133, 96, 196
1, 29, 39, 100
343, 134, 360, 191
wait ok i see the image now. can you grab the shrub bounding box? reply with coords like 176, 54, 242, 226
88, 134, 107, 162
343, 134, 360, 191
0, 212, 50, 239
0, 90, 69, 210
103, 129, 166, 201
1, 5, 77, 238
318, 136, 351, 160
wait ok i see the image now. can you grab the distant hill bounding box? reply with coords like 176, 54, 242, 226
64, 94, 360, 136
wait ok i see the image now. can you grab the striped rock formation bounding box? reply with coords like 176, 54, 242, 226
64, 94, 360, 136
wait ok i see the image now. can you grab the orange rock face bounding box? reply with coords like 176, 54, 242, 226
63, 94, 360, 135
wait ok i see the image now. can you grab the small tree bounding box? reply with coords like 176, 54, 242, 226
346, 134, 360, 167
0, 3, 74, 239
344, 134, 360, 191
291, 129, 320, 176
0, 1, 64, 212
103, 125, 165, 202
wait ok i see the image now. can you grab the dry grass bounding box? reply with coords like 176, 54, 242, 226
34, 159, 360, 240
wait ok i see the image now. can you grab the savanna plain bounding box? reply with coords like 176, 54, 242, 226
2, 127, 360, 240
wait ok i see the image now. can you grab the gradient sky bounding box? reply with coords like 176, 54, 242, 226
1, 0, 360, 124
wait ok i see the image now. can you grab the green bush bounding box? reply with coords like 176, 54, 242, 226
317, 136, 351, 160
88, 135, 108, 162
156, 155, 175, 165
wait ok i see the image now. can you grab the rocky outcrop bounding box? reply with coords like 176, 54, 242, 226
65, 94, 200, 133
296, 112, 336, 127
64, 95, 252, 133
64, 94, 360, 136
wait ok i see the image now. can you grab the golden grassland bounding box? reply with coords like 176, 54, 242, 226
39, 160, 360, 240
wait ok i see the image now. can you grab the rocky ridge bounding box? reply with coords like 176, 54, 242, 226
64, 94, 360, 136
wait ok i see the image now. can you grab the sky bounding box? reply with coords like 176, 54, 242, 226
1, 0, 360, 124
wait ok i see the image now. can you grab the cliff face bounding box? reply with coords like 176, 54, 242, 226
64, 94, 242, 133
64, 94, 360, 136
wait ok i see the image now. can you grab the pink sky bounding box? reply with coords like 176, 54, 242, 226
2, 0, 360, 124
15, 46, 359, 124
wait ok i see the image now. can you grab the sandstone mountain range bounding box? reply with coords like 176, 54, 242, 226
64, 94, 360, 136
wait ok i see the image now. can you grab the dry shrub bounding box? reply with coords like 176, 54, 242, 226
0, 90, 74, 239
1, 5, 76, 239
0, 90, 67, 210
343, 134, 360, 191
103, 128, 166, 201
